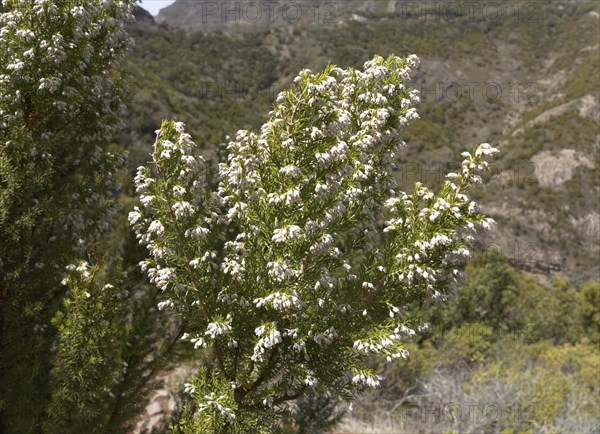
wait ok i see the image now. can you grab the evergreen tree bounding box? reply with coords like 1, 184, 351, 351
0, 1, 166, 431
131, 55, 499, 432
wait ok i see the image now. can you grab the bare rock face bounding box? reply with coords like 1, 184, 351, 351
531, 149, 594, 188
571, 212, 600, 253
132, 5, 160, 28
134, 390, 177, 433
132, 365, 197, 433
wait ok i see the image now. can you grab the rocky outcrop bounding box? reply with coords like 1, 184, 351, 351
132, 5, 162, 29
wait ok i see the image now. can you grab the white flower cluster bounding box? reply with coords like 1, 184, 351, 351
252, 324, 282, 362
145, 266, 176, 292
267, 259, 300, 282
205, 317, 233, 339
188, 336, 207, 349
279, 164, 302, 178
183, 383, 196, 395
353, 324, 415, 361
60, 260, 92, 286
254, 291, 304, 311
268, 188, 302, 206
381, 143, 498, 299
458, 143, 499, 184
351, 372, 383, 388
272, 225, 302, 243
197, 393, 236, 421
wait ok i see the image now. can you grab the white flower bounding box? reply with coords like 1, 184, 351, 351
351, 372, 382, 388
172, 201, 193, 219
279, 165, 302, 178
475, 143, 499, 157
272, 225, 302, 243
481, 217, 495, 230
148, 220, 164, 235
252, 327, 282, 362
313, 327, 337, 345
316, 152, 332, 164
267, 189, 301, 205
467, 201, 478, 215
304, 376, 318, 386
284, 189, 301, 205
429, 210, 440, 221
191, 337, 207, 349
267, 260, 298, 282
220, 258, 245, 280
38, 77, 61, 93
309, 233, 333, 256
157, 300, 174, 310
172, 185, 186, 197
128, 209, 143, 225
185, 226, 209, 240
183, 383, 195, 395
197, 393, 236, 420
254, 291, 303, 310
205, 321, 232, 338
255, 325, 266, 336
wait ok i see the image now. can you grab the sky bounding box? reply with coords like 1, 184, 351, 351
139, 0, 176, 16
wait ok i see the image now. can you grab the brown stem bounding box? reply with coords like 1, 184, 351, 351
213, 343, 231, 381
272, 385, 309, 406
235, 349, 278, 404
238, 385, 309, 410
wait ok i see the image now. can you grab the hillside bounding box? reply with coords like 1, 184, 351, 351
122, 0, 600, 281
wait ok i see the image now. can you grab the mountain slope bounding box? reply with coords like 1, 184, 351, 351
156, 0, 406, 33
123, 0, 600, 281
